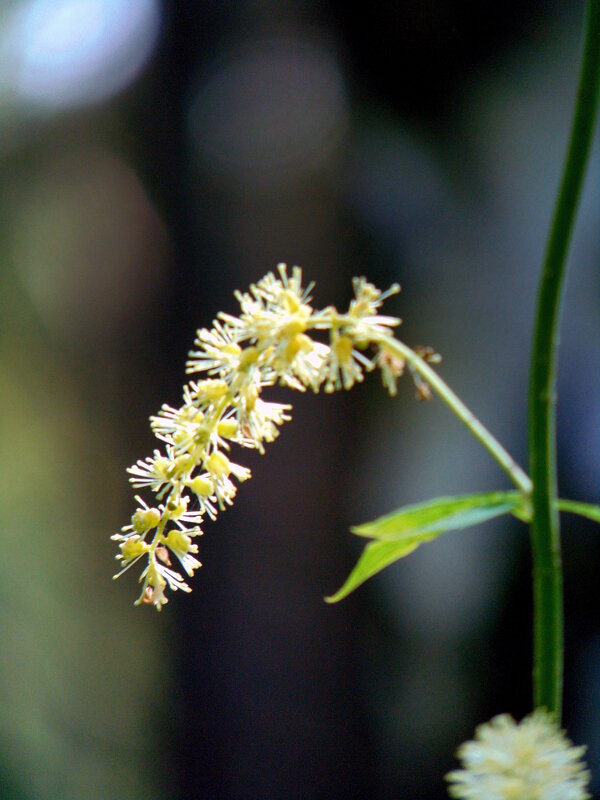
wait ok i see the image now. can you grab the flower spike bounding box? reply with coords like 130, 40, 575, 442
115, 265, 428, 609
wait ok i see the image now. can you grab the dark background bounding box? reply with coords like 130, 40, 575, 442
1, 1, 599, 798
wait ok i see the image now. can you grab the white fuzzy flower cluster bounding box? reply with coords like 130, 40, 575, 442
113, 264, 410, 609
446, 712, 591, 800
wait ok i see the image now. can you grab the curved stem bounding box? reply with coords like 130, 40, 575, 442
380, 337, 532, 495
528, 0, 600, 719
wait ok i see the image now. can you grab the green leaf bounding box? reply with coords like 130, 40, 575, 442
557, 499, 600, 524
326, 490, 526, 603
325, 536, 436, 603
351, 491, 525, 541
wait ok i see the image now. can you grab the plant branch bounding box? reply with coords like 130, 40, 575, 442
528, 0, 600, 719
380, 337, 532, 495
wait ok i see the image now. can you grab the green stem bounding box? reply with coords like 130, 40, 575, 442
528, 0, 600, 719
380, 337, 532, 495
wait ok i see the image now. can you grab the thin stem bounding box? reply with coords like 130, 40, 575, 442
528, 0, 600, 719
381, 336, 532, 495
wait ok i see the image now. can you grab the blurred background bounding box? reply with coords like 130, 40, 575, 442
0, 0, 599, 798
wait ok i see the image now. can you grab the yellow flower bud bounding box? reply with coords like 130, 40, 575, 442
153, 457, 171, 478
285, 334, 302, 361
120, 537, 148, 560
193, 426, 210, 446
189, 476, 214, 497
217, 419, 238, 438
282, 318, 307, 337
239, 346, 259, 369
173, 429, 189, 445
282, 289, 301, 313
334, 335, 353, 365
206, 451, 232, 478
167, 496, 188, 519
165, 529, 192, 554
168, 453, 193, 479
199, 379, 229, 399
243, 384, 259, 412
296, 333, 314, 353
132, 507, 161, 534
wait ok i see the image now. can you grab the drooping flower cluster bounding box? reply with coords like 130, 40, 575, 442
113, 264, 427, 609
446, 712, 591, 800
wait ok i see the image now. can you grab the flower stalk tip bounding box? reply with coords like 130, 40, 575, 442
446, 712, 591, 800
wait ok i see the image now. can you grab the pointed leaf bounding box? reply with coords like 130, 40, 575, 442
326, 490, 526, 603
351, 491, 524, 541
325, 536, 436, 603
557, 499, 600, 524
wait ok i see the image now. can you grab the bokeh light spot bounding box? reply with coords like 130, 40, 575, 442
187, 36, 347, 186
1, 0, 161, 108
9, 146, 168, 342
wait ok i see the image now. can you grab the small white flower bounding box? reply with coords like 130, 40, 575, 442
235, 263, 314, 327
138, 560, 192, 605
187, 474, 220, 520
220, 265, 316, 359
281, 338, 330, 392
446, 712, 591, 800
186, 319, 248, 379
312, 277, 401, 345
164, 528, 202, 577
376, 345, 405, 397
150, 401, 234, 459
210, 476, 238, 510
127, 450, 172, 490
324, 332, 374, 392
253, 263, 314, 309
229, 399, 292, 453
114, 495, 163, 540
150, 403, 207, 448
